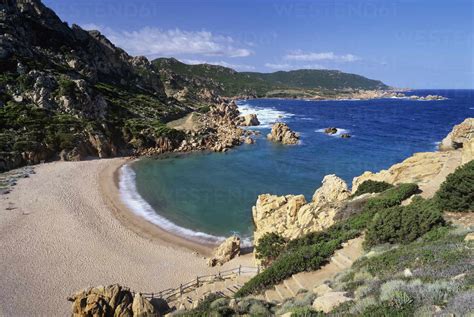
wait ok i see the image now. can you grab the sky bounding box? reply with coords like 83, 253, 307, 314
43, 0, 474, 89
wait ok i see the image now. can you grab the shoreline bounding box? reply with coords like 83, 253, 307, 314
0, 158, 257, 316
100, 158, 215, 256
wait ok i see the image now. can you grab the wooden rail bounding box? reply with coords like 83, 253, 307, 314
129, 265, 259, 302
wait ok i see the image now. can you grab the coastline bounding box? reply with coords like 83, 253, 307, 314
0, 158, 253, 316
100, 158, 215, 256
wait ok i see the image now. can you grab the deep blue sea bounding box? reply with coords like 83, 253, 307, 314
120, 90, 474, 244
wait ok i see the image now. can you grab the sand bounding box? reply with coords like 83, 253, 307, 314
0, 158, 253, 316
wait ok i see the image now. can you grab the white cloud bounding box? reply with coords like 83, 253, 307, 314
284, 51, 360, 62
264, 63, 292, 69
264, 63, 326, 70
181, 59, 255, 71
80, 24, 252, 58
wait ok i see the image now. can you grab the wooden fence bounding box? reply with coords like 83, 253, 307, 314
129, 265, 259, 302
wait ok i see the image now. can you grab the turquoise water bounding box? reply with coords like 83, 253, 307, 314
125, 90, 474, 243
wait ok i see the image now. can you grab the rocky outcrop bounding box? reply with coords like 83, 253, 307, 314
68, 284, 157, 317
207, 235, 241, 267
408, 94, 447, 101
238, 114, 260, 126
252, 175, 350, 246
325, 127, 338, 135
439, 118, 474, 151
462, 138, 474, 164
352, 151, 451, 193
267, 122, 299, 145
353, 118, 474, 193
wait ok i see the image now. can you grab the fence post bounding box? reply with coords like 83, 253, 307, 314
196, 276, 199, 287
151, 292, 154, 298
238, 265, 241, 276
180, 284, 183, 295
257, 265, 260, 274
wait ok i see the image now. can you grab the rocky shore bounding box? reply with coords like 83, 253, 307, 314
252, 117, 473, 259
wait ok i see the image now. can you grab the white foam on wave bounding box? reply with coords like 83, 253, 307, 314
315, 128, 350, 137
237, 102, 294, 128
119, 164, 253, 246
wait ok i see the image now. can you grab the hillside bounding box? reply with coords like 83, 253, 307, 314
0, 0, 390, 173
153, 58, 389, 98
0, 0, 194, 172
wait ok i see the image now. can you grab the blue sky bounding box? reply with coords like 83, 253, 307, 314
44, 0, 473, 89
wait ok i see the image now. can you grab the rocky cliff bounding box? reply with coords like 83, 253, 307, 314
353, 118, 474, 194
0, 0, 244, 172
252, 175, 350, 245
253, 118, 474, 259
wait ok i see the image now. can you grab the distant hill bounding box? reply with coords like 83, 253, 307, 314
153, 58, 388, 98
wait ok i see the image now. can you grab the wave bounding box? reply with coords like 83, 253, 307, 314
119, 164, 226, 244
315, 128, 351, 137
237, 102, 294, 128
119, 164, 253, 247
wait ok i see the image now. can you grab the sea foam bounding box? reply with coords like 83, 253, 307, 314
316, 128, 351, 137
119, 164, 228, 245
119, 164, 253, 247
237, 102, 294, 128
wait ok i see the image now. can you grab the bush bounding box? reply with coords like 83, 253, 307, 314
235, 184, 419, 297
365, 197, 445, 247
255, 232, 287, 265
435, 160, 474, 212
57, 76, 76, 97
353, 180, 394, 197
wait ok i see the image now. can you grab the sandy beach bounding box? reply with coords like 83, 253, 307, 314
0, 158, 253, 316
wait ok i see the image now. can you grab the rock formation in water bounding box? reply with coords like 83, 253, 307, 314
252, 175, 350, 245
238, 114, 260, 126
68, 284, 157, 317
267, 122, 299, 145
207, 235, 241, 267
325, 127, 338, 135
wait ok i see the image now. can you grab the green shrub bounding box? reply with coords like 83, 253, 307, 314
353, 180, 394, 197
57, 76, 76, 97
197, 105, 211, 113
435, 160, 474, 212
235, 184, 419, 297
255, 232, 287, 265
288, 306, 324, 316
365, 197, 445, 247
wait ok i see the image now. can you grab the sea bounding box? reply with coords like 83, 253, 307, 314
119, 90, 474, 245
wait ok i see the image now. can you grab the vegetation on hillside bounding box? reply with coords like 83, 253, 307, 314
352, 180, 394, 197
330, 226, 473, 316
365, 196, 445, 247
153, 58, 388, 98
230, 165, 474, 316
235, 184, 419, 297
435, 160, 474, 212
